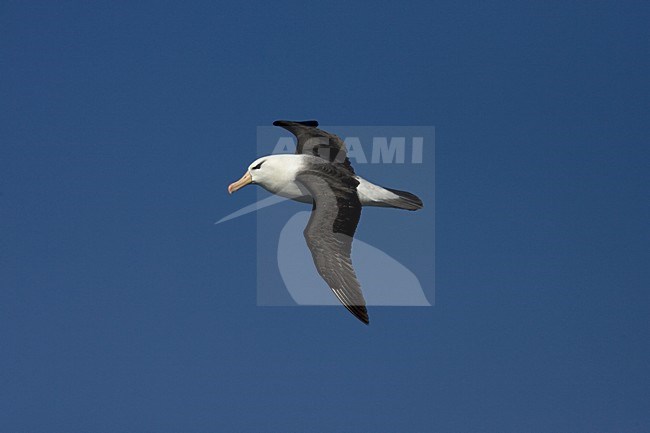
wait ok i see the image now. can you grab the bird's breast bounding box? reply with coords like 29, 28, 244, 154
261, 179, 313, 203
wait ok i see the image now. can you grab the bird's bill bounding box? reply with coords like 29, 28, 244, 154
228, 171, 252, 194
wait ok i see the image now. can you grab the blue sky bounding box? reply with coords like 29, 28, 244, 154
1, 1, 649, 432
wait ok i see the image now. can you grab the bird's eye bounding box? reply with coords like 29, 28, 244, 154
251, 161, 265, 170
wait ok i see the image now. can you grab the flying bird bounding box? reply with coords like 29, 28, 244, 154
228, 120, 423, 324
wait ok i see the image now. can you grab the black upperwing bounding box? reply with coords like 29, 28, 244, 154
295, 166, 368, 324
273, 120, 355, 174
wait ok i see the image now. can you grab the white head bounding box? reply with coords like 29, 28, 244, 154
227, 154, 300, 194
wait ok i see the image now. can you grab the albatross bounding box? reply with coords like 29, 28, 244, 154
228, 120, 423, 324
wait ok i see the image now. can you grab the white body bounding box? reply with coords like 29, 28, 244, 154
248, 154, 400, 206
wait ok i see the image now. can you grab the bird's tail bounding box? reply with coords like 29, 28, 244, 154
382, 187, 423, 211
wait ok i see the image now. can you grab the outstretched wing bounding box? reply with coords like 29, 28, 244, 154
273, 120, 355, 174
295, 166, 367, 324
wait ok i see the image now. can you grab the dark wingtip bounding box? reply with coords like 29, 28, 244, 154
356, 315, 370, 325
349, 306, 370, 325
273, 120, 319, 127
